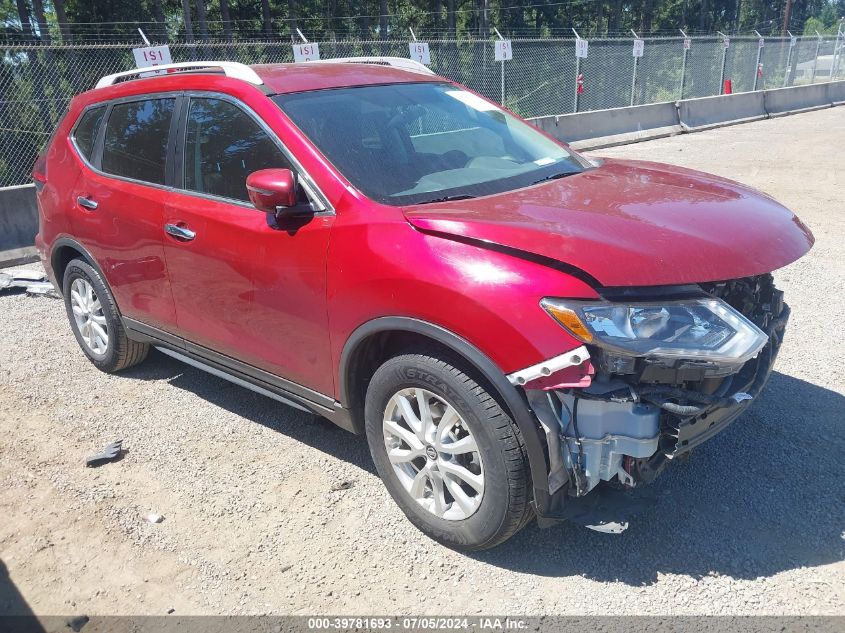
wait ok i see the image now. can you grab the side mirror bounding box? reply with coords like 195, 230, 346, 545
246, 169, 298, 214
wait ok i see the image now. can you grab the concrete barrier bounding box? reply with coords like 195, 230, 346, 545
528, 81, 843, 151
529, 101, 681, 150
764, 82, 834, 116
0, 184, 39, 268
828, 80, 845, 105
678, 90, 767, 132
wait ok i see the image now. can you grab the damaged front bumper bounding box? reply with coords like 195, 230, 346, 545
511, 274, 788, 530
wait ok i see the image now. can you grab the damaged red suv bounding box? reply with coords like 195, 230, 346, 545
34, 59, 813, 550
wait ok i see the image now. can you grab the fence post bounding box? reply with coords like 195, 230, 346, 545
679, 30, 689, 99
630, 29, 640, 106
835, 22, 845, 79
573, 55, 581, 113
784, 32, 795, 87
572, 28, 583, 113
500, 55, 505, 104
753, 31, 764, 90
811, 31, 822, 84
718, 31, 729, 94
494, 28, 506, 105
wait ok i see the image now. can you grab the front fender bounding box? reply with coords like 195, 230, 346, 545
328, 217, 600, 515
327, 219, 599, 383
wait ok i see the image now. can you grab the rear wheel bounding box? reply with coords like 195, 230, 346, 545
364, 353, 532, 550
63, 259, 149, 373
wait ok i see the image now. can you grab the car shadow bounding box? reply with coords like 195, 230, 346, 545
121, 349, 376, 475
123, 355, 844, 585
471, 371, 845, 584
0, 560, 47, 631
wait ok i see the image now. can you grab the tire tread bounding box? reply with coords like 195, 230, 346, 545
366, 352, 533, 550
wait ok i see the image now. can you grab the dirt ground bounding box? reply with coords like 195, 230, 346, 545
1, 107, 843, 617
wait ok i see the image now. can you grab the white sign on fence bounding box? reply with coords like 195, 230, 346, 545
683, 38, 692, 50
292, 43, 320, 62
758, 37, 765, 48
409, 42, 431, 65
575, 38, 589, 58
132, 45, 172, 76
633, 39, 645, 58
723, 37, 731, 49
494, 39, 513, 61
790, 35, 797, 47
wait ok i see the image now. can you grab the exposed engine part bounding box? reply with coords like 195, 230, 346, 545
528, 274, 789, 499
554, 392, 660, 494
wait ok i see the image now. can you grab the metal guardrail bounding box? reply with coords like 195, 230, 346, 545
1, 34, 844, 188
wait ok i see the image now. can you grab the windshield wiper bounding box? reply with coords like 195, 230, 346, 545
531, 171, 579, 185
415, 194, 478, 205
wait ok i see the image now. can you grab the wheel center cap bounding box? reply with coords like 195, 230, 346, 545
425, 445, 438, 461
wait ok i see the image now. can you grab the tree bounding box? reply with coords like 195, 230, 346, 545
181, 0, 194, 41
15, 0, 35, 38
288, 0, 298, 32
379, 0, 388, 39
608, 0, 622, 34
31, 0, 50, 42
261, 0, 272, 36
220, 0, 233, 39
54, 0, 71, 40
640, 0, 654, 33
195, 0, 208, 39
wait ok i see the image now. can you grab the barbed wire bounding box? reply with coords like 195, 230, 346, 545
4, 31, 838, 47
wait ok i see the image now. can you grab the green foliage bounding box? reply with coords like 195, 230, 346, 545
2, 1, 842, 41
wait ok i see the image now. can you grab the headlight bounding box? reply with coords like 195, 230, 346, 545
541, 297, 768, 364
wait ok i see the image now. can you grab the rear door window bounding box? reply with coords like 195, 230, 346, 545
101, 98, 175, 185
72, 106, 106, 162
183, 97, 292, 202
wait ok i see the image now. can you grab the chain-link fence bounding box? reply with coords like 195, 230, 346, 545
2, 34, 843, 188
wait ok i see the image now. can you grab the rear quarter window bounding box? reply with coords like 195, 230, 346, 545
101, 98, 175, 185
72, 106, 106, 162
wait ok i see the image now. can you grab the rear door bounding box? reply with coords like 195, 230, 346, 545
71, 95, 179, 331
162, 93, 335, 396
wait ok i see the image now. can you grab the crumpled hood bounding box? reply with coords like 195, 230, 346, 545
403, 159, 814, 287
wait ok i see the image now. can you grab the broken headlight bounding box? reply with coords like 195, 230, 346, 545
541, 297, 768, 364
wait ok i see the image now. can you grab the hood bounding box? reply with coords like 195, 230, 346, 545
403, 159, 814, 288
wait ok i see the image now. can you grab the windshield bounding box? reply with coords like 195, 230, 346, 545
274, 82, 588, 206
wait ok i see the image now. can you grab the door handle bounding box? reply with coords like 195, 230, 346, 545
164, 223, 196, 241
77, 196, 98, 210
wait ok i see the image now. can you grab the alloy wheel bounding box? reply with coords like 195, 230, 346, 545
70, 278, 109, 355
382, 388, 484, 521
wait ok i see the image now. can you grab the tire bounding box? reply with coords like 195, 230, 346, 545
62, 258, 149, 373
364, 353, 532, 550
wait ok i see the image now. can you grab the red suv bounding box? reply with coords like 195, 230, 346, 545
34, 59, 813, 550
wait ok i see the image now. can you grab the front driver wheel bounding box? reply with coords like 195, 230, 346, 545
364, 353, 532, 550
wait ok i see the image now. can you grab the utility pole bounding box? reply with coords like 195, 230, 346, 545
782, 0, 793, 36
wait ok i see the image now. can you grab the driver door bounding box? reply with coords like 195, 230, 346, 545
162, 94, 335, 396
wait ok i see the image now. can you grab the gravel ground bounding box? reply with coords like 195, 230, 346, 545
1, 107, 843, 617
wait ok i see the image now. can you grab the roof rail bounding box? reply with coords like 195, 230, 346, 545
317, 56, 435, 76
95, 61, 263, 89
